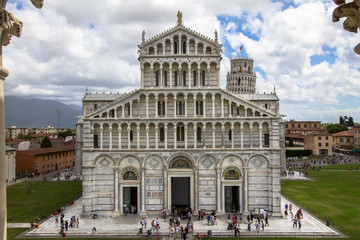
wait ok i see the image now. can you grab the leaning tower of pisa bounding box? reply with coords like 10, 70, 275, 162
226, 58, 256, 95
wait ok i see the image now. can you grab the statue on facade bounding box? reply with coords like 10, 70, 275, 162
332, 0, 360, 54
214, 30, 218, 43
177, 11, 182, 26
142, 30, 145, 43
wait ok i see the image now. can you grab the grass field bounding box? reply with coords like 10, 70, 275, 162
7, 181, 82, 223
320, 163, 360, 170
282, 170, 360, 240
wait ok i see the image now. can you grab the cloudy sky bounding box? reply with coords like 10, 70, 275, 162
4, 0, 360, 123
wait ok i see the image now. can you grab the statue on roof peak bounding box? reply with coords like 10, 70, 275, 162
177, 11, 182, 26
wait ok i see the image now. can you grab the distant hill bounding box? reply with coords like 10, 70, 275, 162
5, 96, 82, 129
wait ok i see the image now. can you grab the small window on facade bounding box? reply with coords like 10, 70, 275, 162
193, 71, 197, 86
164, 71, 168, 86
183, 71, 186, 86
94, 104, 97, 110
314, 124, 317, 127
292, 124, 294, 128
174, 71, 178, 86
130, 130, 133, 141
229, 130, 232, 141
155, 71, 159, 86
318, 136, 321, 140
304, 124, 307, 128
93, 135, 99, 148
160, 127, 165, 142
318, 143, 321, 147
326, 136, 328, 140
197, 127, 202, 142
326, 143, 329, 147
201, 71, 205, 86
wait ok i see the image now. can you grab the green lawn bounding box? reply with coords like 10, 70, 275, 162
7, 181, 82, 223
320, 163, 360, 170
282, 170, 360, 240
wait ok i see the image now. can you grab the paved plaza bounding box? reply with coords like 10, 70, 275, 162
20, 195, 342, 238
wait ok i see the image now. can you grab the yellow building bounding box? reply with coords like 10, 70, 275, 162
354, 124, 360, 151
332, 130, 354, 150
304, 131, 333, 155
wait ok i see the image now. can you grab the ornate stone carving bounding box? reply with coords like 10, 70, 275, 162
332, 0, 360, 54
200, 156, 215, 169
127, 157, 134, 165
251, 156, 265, 169
121, 167, 139, 180
99, 158, 111, 169
177, 11, 182, 26
222, 166, 241, 179
147, 156, 161, 169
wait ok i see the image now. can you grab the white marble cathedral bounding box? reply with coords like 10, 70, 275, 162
76, 13, 285, 217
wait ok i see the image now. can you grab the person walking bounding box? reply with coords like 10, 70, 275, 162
92, 226, 97, 236
65, 220, 68, 231
144, 217, 147, 228
293, 218, 297, 228
298, 219, 302, 229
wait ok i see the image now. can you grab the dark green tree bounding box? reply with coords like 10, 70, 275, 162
16, 133, 32, 140
339, 116, 344, 125
288, 138, 294, 147
58, 129, 73, 139
40, 137, 52, 148
327, 124, 348, 134
348, 117, 354, 127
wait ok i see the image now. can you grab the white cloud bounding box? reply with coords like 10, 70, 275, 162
2, 0, 360, 123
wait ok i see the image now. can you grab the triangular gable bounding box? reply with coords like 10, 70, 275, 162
139, 25, 221, 49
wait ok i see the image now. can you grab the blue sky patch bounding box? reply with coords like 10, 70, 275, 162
310, 45, 336, 66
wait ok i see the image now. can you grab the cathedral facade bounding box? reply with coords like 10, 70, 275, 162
76, 14, 285, 217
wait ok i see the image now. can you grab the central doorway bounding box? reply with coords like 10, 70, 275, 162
225, 186, 239, 213
123, 187, 137, 214
171, 177, 190, 209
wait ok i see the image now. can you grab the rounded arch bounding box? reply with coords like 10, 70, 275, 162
219, 153, 245, 168
168, 152, 196, 169
222, 166, 242, 180
121, 167, 140, 180
118, 154, 142, 167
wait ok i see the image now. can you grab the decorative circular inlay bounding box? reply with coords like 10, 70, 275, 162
127, 157, 134, 165
228, 157, 235, 164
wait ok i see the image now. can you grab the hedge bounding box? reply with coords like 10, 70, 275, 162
286, 149, 312, 158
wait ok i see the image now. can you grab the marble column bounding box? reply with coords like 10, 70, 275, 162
184, 97, 187, 117
140, 65, 144, 88
244, 107, 248, 117
203, 125, 206, 148
221, 97, 224, 117
150, 66, 154, 87
207, 67, 210, 86
114, 168, 119, 213
240, 126, 244, 148
231, 125, 234, 149
216, 167, 222, 213
212, 96, 215, 117
244, 167, 249, 213
127, 126, 131, 149
203, 96, 206, 117
163, 170, 168, 211
136, 126, 140, 149
174, 125, 177, 149
212, 126, 216, 148
140, 167, 146, 215
155, 126, 159, 149
129, 101, 133, 118
170, 40, 174, 55
221, 125, 225, 148
229, 101, 232, 117
193, 98, 196, 117
174, 98, 177, 116
197, 67, 201, 88
160, 67, 163, 87
100, 126, 103, 149
164, 97, 168, 117
169, 67, 172, 87
194, 169, 199, 213
146, 126, 149, 149
122, 105, 125, 118
118, 127, 122, 149
145, 97, 149, 118
269, 126, 273, 148
164, 126, 168, 149
109, 126, 112, 149
250, 126, 253, 148
184, 125, 188, 148
193, 126, 197, 149
259, 126, 263, 148
155, 96, 158, 117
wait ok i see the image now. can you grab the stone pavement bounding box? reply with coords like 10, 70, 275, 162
22, 195, 342, 238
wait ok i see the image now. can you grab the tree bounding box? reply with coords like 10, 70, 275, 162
16, 133, 32, 140
288, 138, 294, 147
327, 124, 348, 134
58, 129, 73, 139
339, 116, 344, 125
348, 117, 354, 127
40, 137, 52, 148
